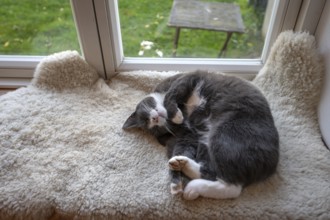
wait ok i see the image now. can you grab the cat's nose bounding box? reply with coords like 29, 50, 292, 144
152, 116, 159, 123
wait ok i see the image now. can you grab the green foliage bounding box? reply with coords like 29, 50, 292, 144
0, 0, 80, 55
0, 0, 265, 58
119, 0, 266, 58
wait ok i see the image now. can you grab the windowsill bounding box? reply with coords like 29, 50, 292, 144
0, 78, 32, 89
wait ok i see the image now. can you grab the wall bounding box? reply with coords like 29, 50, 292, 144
315, 0, 330, 148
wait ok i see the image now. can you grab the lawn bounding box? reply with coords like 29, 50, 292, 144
0, 0, 80, 55
0, 0, 266, 58
119, 0, 266, 58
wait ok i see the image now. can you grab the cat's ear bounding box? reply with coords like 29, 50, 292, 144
122, 112, 140, 129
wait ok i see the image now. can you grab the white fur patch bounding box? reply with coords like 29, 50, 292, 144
183, 179, 242, 200
149, 93, 165, 104
170, 182, 183, 195
148, 93, 167, 128
149, 92, 183, 125
185, 82, 206, 116
168, 156, 201, 179
172, 109, 184, 124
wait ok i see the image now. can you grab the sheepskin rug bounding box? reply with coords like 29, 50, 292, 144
1, 31, 329, 220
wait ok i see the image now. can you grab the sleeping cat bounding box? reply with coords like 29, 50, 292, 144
123, 71, 279, 200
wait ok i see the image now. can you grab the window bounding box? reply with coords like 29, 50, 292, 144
0, 0, 326, 87
0, 0, 80, 55
89, 0, 303, 78
0, 0, 80, 87
119, 0, 265, 59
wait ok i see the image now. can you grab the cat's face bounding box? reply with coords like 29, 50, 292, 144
123, 93, 168, 130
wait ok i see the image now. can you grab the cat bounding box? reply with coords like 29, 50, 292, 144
123, 70, 279, 200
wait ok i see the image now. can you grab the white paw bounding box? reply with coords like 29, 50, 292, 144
170, 182, 183, 195
183, 183, 200, 200
172, 109, 184, 124
168, 156, 189, 171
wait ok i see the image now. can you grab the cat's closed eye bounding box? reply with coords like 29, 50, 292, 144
145, 118, 150, 124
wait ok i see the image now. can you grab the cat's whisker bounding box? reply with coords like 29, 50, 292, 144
164, 124, 176, 137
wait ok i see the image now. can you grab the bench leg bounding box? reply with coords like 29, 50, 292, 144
218, 32, 233, 58
172, 27, 181, 57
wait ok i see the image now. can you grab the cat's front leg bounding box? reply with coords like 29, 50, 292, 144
172, 108, 184, 124
165, 101, 184, 124
168, 156, 201, 179
170, 170, 183, 195
169, 170, 191, 195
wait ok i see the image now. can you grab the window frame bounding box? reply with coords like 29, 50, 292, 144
98, 0, 300, 77
0, 0, 325, 88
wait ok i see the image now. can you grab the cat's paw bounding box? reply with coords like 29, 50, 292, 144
171, 109, 184, 124
170, 182, 183, 195
169, 156, 202, 179
183, 180, 200, 200
168, 156, 188, 171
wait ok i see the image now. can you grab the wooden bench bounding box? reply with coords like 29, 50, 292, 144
168, 0, 245, 57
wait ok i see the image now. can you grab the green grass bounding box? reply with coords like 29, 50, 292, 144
0, 0, 80, 55
0, 0, 265, 58
119, 0, 266, 58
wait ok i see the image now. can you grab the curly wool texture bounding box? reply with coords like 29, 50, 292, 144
0, 31, 329, 220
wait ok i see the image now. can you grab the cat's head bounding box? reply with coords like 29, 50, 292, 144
123, 93, 169, 136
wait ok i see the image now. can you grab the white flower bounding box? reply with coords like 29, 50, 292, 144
140, 40, 154, 50
155, 49, 163, 57
156, 13, 164, 20
138, 50, 144, 56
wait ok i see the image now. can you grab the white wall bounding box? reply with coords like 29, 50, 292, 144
315, 0, 330, 148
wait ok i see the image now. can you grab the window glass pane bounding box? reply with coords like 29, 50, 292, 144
119, 0, 269, 59
0, 0, 80, 55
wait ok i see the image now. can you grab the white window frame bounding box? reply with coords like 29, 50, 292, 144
105, 0, 285, 74
0, 0, 325, 88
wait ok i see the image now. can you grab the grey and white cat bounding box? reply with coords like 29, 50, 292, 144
123, 71, 279, 200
